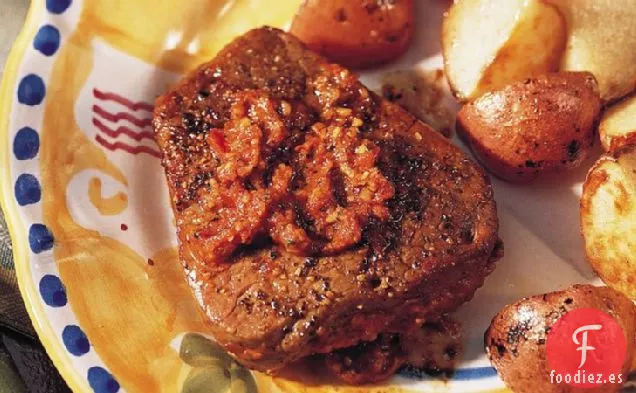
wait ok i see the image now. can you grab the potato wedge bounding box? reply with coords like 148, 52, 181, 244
485, 285, 635, 393
442, 0, 567, 102
546, 0, 636, 101
457, 72, 601, 182
290, 0, 414, 69
581, 145, 636, 299
600, 94, 636, 152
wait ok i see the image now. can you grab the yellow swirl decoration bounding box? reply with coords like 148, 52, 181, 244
39, 1, 300, 392
87, 176, 128, 216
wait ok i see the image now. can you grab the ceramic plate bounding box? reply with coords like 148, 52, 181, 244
0, 1, 603, 392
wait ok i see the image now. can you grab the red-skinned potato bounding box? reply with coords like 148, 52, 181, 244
457, 72, 601, 182
290, 0, 414, 69
485, 285, 636, 393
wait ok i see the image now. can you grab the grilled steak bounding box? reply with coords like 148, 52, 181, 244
153, 27, 501, 373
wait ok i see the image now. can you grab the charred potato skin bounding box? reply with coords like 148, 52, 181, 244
606, 132, 636, 153
457, 72, 601, 182
485, 285, 636, 393
290, 0, 414, 69
581, 144, 636, 299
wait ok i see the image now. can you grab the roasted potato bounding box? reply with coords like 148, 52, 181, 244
442, 0, 567, 102
457, 72, 601, 182
485, 285, 636, 393
545, 0, 636, 102
581, 144, 636, 299
600, 94, 636, 152
381, 69, 455, 138
290, 0, 414, 69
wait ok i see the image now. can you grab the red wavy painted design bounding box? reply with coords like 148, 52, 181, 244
92, 118, 155, 142
93, 105, 152, 128
93, 88, 154, 112
95, 134, 161, 158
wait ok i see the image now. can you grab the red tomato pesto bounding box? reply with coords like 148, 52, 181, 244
199, 65, 395, 262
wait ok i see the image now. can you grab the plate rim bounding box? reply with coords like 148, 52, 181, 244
0, 0, 90, 391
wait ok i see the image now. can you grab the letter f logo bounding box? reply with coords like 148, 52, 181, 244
572, 324, 602, 368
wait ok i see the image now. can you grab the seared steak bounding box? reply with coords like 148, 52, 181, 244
153, 27, 500, 373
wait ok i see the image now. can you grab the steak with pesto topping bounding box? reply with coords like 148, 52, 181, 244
153, 27, 501, 374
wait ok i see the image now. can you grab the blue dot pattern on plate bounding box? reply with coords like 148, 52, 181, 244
14, 174, 41, 206
33, 25, 60, 56
28, 224, 54, 254
17, 74, 45, 106
62, 325, 90, 356
46, 0, 72, 14
13, 127, 39, 160
38, 274, 67, 307
88, 367, 120, 393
